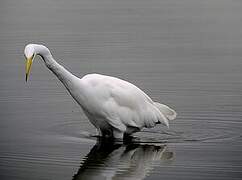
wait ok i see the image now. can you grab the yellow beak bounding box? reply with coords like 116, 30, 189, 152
25, 58, 33, 82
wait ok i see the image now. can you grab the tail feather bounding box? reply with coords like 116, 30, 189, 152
154, 102, 177, 121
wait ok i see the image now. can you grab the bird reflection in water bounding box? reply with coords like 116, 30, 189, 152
73, 138, 173, 180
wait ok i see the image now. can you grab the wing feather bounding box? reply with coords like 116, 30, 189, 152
81, 74, 169, 132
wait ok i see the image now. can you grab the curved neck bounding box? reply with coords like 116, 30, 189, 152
35, 44, 54, 67
34, 44, 80, 92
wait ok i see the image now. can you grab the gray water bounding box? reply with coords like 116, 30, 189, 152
1, 0, 242, 179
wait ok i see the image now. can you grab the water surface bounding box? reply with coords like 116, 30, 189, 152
0, 0, 242, 179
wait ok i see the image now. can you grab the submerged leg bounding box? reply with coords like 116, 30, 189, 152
100, 128, 113, 139
96, 128, 102, 137
113, 129, 124, 140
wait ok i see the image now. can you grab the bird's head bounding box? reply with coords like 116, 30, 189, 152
24, 44, 36, 82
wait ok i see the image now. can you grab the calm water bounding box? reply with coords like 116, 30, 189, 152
1, 0, 242, 179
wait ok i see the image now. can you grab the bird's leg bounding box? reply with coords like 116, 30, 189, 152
96, 128, 102, 137
113, 129, 124, 140
102, 129, 113, 139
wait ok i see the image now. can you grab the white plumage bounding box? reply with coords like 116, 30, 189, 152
24, 44, 176, 139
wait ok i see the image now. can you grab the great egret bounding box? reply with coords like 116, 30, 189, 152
24, 44, 176, 139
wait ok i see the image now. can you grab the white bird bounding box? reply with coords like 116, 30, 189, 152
24, 44, 177, 139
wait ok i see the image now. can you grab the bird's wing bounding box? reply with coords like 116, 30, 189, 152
81, 74, 168, 131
